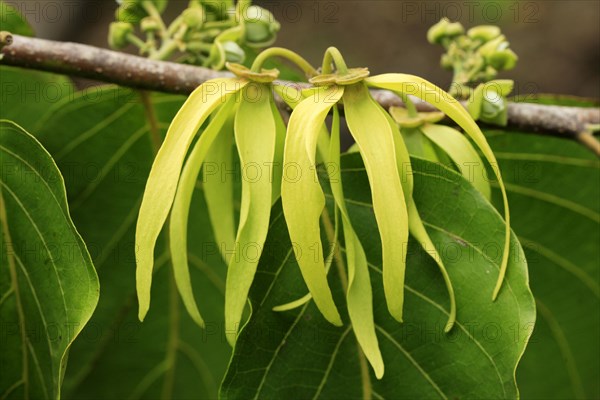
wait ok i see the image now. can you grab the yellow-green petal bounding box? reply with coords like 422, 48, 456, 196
382, 109, 414, 199
344, 82, 409, 323
203, 110, 237, 264
169, 95, 238, 328
281, 86, 344, 326
386, 112, 457, 331
136, 77, 245, 322
269, 99, 286, 204
225, 84, 278, 345
407, 197, 457, 332
421, 124, 491, 200
330, 106, 384, 379
366, 73, 510, 300
272, 205, 339, 313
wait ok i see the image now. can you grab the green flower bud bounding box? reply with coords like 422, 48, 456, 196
487, 49, 518, 70
479, 65, 498, 81
243, 5, 280, 48
182, 7, 204, 30
222, 41, 245, 64
440, 54, 454, 70
477, 35, 506, 57
427, 18, 464, 44
481, 87, 508, 125
140, 17, 160, 33
467, 25, 501, 42
115, 0, 168, 24
108, 21, 134, 49
446, 21, 465, 37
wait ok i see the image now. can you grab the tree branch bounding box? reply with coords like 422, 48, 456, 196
1, 33, 599, 154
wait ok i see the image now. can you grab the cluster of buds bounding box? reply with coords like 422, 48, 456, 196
428, 18, 517, 125
428, 18, 518, 94
108, 0, 280, 67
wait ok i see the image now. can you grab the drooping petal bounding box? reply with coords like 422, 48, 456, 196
330, 106, 384, 379
366, 74, 510, 300
203, 111, 237, 265
269, 99, 286, 204
421, 124, 491, 200
272, 84, 330, 163
399, 126, 441, 162
343, 83, 409, 323
382, 108, 414, 199
281, 86, 344, 327
407, 197, 457, 332
168, 95, 238, 328
384, 111, 457, 331
136, 78, 246, 321
225, 84, 278, 345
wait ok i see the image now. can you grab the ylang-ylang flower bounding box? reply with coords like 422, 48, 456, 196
135, 46, 511, 379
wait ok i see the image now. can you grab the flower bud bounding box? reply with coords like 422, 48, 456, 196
487, 49, 518, 70
467, 25, 501, 42
140, 17, 160, 33
481, 88, 508, 125
427, 18, 464, 44
440, 54, 454, 70
182, 7, 204, 30
115, 0, 168, 24
223, 41, 245, 64
108, 22, 134, 49
477, 35, 506, 57
243, 5, 281, 47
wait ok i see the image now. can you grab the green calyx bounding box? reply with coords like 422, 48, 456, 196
389, 107, 445, 128
226, 62, 279, 83
310, 68, 370, 86
309, 47, 370, 86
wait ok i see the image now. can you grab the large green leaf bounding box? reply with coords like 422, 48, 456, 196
32, 87, 232, 399
221, 154, 535, 399
486, 130, 600, 399
0, 2, 74, 132
0, 1, 34, 36
0, 66, 74, 132
0, 120, 99, 399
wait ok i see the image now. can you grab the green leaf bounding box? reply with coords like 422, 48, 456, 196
281, 86, 344, 327
485, 129, 600, 399
0, 120, 99, 399
0, 1, 35, 36
33, 87, 231, 399
366, 74, 511, 300
225, 84, 278, 344
0, 67, 74, 132
221, 153, 535, 399
344, 83, 409, 323
136, 78, 244, 322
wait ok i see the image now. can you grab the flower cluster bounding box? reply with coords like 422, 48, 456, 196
428, 18, 517, 126
428, 18, 517, 94
109, 0, 280, 66
135, 47, 511, 378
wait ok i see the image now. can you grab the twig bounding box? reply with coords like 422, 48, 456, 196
1, 33, 599, 153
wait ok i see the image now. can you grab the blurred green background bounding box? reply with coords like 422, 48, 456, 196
6, 0, 599, 97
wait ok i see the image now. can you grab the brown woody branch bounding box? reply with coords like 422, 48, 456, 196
1, 33, 599, 154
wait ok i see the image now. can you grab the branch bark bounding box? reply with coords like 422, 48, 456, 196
1, 33, 599, 154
